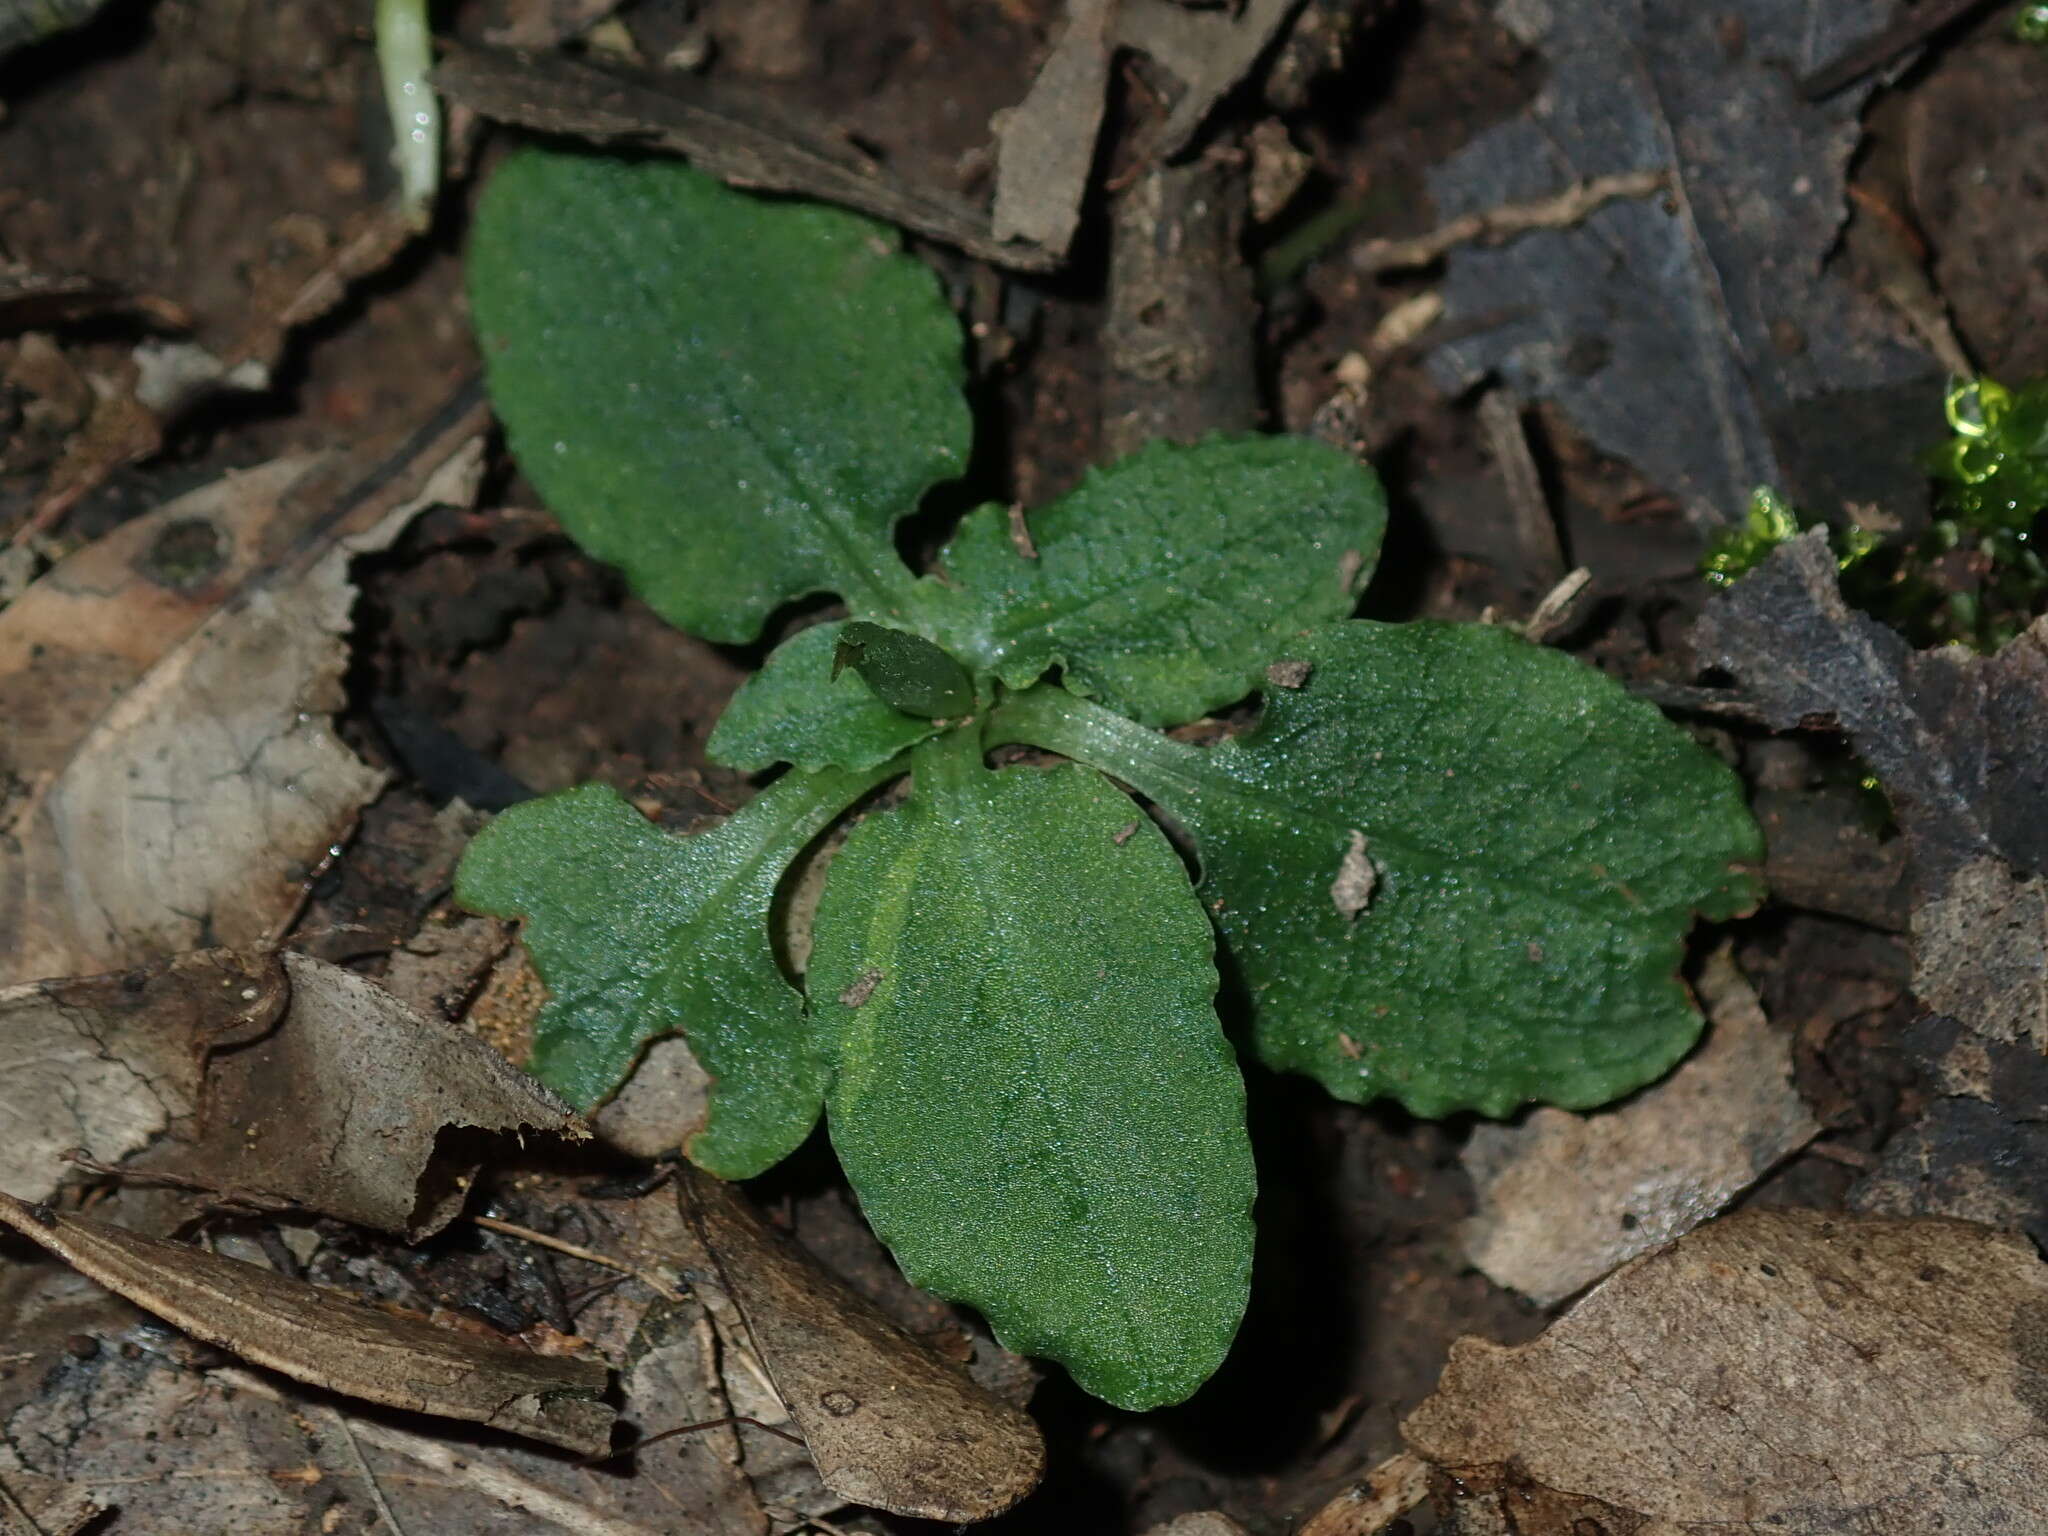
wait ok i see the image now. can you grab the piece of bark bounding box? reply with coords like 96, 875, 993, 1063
1101, 154, 1259, 457
435, 44, 1058, 272
677, 1166, 1045, 1522
1118, 0, 1310, 159
0, 1192, 613, 1454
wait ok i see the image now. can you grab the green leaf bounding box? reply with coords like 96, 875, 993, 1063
932, 436, 1386, 725
990, 623, 1764, 1117
455, 768, 889, 1175
708, 622, 940, 773
832, 620, 975, 718
467, 148, 970, 643
808, 731, 1254, 1409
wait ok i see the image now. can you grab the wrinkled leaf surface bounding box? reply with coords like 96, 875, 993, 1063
936, 436, 1384, 725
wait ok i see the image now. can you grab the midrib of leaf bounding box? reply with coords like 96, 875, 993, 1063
985, 686, 1699, 916
904, 730, 1146, 1366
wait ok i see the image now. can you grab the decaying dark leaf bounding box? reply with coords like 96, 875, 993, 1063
0, 1192, 614, 1454
1404, 1208, 2048, 1532
677, 1166, 1046, 1522
0, 401, 488, 988
1426, 0, 1933, 524
1692, 531, 2048, 1048
1460, 947, 1816, 1305
1851, 1015, 2048, 1253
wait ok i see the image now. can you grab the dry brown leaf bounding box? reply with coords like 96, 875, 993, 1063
158, 951, 586, 1239
990, 0, 1118, 255
678, 1167, 1046, 1522
1295, 1452, 1431, 1536
0, 948, 282, 1203
0, 404, 487, 988
0, 1190, 614, 1454
1460, 947, 1818, 1304
1404, 1208, 2048, 1533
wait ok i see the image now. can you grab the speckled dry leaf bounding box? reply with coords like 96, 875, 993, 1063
0, 411, 484, 989
0, 948, 282, 1203
1404, 1209, 2048, 1533
678, 1166, 1046, 1522
1460, 947, 1817, 1305
0, 1191, 613, 1453
159, 952, 587, 1239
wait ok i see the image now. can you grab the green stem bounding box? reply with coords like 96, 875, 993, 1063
376, 0, 441, 230
985, 685, 1215, 805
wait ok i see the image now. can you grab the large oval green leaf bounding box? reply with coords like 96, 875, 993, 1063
808, 733, 1255, 1409
991, 622, 1765, 1117
468, 149, 970, 642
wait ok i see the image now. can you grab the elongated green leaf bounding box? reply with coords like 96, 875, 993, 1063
832, 621, 975, 718
468, 149, 969, 643
708, 622, 940, 773
990, 624, 1764, 1117
932, 436, 1385, 725
455, 769, 887, 1175
808, 733, 1254, 1410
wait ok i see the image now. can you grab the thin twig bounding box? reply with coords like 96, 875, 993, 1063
1352, 170, 1669, 276
324, 1407, 406, 1535
469, 1215, 684, 1303
1477, 387, 1567, 586
573, 1415, 806, 1468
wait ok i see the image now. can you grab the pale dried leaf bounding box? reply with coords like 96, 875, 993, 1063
1460, 947, 1817, 1304
1405, 1209, 2048, 1532
0, 1190, 614, 1453
0, 949, 282, 1203
0, 419, 485, 988
1295, 1452, 1431, 1536
990, 0, 1118, 254
678, 1167, 1046, 1522
1118, 0, 1308, 158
